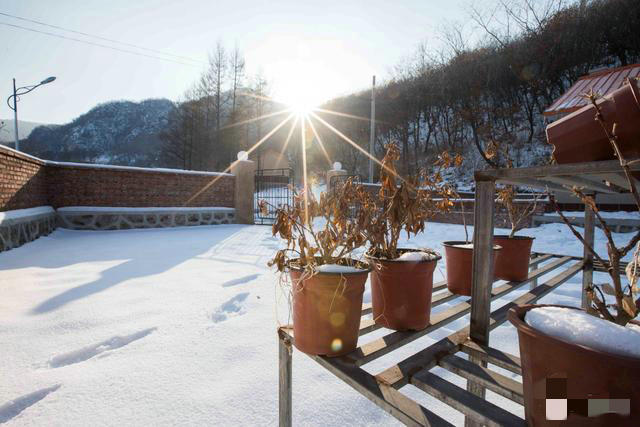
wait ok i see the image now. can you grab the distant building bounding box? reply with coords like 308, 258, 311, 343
544, 63, 640, 120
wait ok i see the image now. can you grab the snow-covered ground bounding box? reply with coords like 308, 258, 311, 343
0, 221, 635, 426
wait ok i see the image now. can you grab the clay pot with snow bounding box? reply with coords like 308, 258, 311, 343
365, 248, 441, 331
493, 235, 534, 282
508, 304, 640, 426
443, 241, 501, 296
546, 78, 640, 168
289, 259, 369, 357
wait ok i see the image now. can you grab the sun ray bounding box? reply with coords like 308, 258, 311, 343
313, 107, 374, 123
305, 115, 332, 168
184, 113, 295, 206
276, 115, 299, 167
310, 111, 412, 187
236, 90, 285, 105
301, 116, 310, 226
220, 108, 291, 131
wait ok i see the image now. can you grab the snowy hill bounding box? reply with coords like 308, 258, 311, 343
19, 99, 175, 167
0, 119, 50, 145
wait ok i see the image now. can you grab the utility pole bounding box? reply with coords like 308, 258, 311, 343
12, 79, 18, 151
368, 75, 376, 183
7, 76, 56, 152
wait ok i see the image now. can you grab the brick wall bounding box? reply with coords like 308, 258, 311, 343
431, 200, 546, 229
46, 165, 234, 208
0, 147, 48, 210
0, 145, 235, 211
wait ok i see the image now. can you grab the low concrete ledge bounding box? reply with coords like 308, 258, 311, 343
57, 207, 236, 230
0, 206, 57, 252
532, 214, 640, 233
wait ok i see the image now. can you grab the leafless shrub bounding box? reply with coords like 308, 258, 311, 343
353, 144, 459, 259
548, 85, 640, 325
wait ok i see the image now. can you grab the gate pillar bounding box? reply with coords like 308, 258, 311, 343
326, 162, 347, 191
231, 157, 256, 224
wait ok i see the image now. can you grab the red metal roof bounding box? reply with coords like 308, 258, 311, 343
544, 63, 640, 116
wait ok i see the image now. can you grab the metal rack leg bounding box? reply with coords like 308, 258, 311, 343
278, 330, 292, 427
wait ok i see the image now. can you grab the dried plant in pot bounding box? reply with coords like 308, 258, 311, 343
441, 162, 501, 296
357, 146, 456, 330
493, 185, 539, 282
265, 181, 369, 357
484, 140, 540, 282
508, 90, 640, 425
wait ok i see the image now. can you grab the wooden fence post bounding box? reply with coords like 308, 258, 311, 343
278, 329, 292, 427
466, 179, 495, 427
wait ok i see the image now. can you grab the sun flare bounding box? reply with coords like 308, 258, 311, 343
287, 96, 316, 117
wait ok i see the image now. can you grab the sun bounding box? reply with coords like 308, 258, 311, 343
287, 95, 316, 117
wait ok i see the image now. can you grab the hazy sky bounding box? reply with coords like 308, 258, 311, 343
0, 0, 470, 124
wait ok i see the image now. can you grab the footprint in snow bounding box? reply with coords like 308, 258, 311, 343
221, 274, 261, 288
47, 327, 157, 368
211, 293, 249, 323
0, 384, 61, 423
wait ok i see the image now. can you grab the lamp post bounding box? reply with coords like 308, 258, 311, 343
6, 76, 56, 151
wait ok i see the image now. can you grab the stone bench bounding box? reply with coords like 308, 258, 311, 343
0, 206, 57, 252
56, 207, 236, 230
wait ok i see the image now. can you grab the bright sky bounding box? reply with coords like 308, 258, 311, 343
0, 0, 468, 124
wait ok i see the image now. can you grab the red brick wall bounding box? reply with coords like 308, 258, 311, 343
0, 147, 48, 210
431, 200, 546, 229
0, 145, 235, 211
46, 165, 234, 208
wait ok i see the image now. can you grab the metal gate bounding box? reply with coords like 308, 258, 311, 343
254, 168, 294, 225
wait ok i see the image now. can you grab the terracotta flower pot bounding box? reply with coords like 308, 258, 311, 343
493, 235, 534, 282
289, 260, 369, 357
366, 249, 442, 331
508, 304, 640, 426
546, 78, 640, 167
443, 241, 501, 296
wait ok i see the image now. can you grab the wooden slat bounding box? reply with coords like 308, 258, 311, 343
410, 372, 526, 427
595, 172, 635, 191
489, 256, 572, 297
438, 354, 524, 405
362, 302, 373, 315
431, 290, 458, 305
359, 283, 458, 336
495, 177, 572, 193
375, 261, 583, 389
313, 355, 454, 426
544, 175, 621, 194
529, 253, 554, 265
433, 280, 447, 292
360, 257, 548, 319
353, 256, 572, 365
459, 341, 522, 376
475, 159, 640, 182
491, 261, 585, 320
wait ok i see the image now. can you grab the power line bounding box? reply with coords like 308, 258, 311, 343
0, 21, 200, 67
0, 11, 205, 65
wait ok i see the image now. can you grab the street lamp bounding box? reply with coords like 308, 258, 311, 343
6, 76, 56, 151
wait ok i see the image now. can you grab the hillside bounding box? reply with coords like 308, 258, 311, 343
0, 119, 51, 145
20, 99, 175, 167
314, 0, 639, 182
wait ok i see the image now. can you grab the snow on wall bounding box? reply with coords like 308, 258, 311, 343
0, 144, 235, 211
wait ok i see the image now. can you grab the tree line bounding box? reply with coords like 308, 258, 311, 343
160, 42, 279, 171
310, 0, 640, 179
